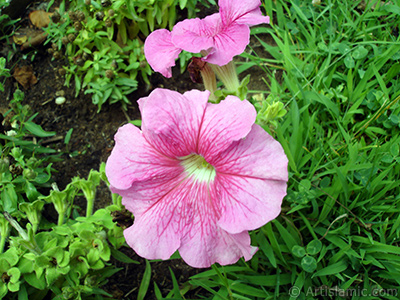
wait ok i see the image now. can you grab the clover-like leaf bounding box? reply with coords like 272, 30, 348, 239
306, 240, 322, 256
292, 245, 306, 258
344, 55, 355, 69
301, 256, 317, 273
352, 46, 368, 60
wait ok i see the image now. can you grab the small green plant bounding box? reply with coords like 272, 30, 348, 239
1, 164, 136, 299
44, 0, 213, 111
0, 89, 60, 222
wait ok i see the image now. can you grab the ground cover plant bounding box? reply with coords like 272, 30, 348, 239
44, 0, 214, 111
1, 0, 400, 299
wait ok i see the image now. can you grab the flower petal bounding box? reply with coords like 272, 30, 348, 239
138, 88, 209, 158
211, 125, 288, 234
121, 167, 256, 267
210, 124, 288, 181
197, 96, 256, 160
144, 29, 182, 78
216, 174, 286, 234
179, 223, 257, 268
202, 22, 250, 66
172, 14, 250, 66
219, 0, 270, 26
121, 170, 189, 259
171, 15, 218, 54
105, 123, 179, 190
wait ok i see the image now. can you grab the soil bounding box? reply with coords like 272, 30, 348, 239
0, 3, 275, 299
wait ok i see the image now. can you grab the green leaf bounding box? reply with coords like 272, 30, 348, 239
390, 143, 399, 157
344, 55, 355, 68
129, 120, 142, 127
292, 245, 306, 258
306, 240, 322, 256
383, 4, 400, 15
312, 261, 347, 278
137, 260, 151, 300
301, 256, 317, 273
24, 272, 46, 290
2, 185, 18, 213
110, 248, 139, 264
352, 46, 368, 60
24, 121, 56, 137
64, 128, 73, 144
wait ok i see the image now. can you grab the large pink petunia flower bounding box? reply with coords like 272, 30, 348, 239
106, 88, 288, 268
144, 0, 269, 78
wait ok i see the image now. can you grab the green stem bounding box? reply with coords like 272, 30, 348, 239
86, 197, 94, 217
200, 63, 217, 102
210, 61, 240, 92
58, 212, 65, 226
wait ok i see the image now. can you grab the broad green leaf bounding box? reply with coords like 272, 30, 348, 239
306, 240, 322, 256
301, 256, 317, 273
292, 245, 306, 258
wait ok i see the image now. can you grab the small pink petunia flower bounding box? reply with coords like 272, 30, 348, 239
144, 0, 269, 78
106, 88, 288, 268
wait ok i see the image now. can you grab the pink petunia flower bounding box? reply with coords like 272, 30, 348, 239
106, 88, 288, 268
144, 0, 269, 78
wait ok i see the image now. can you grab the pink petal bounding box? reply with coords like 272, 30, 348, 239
210, 124, 288, 181
216, 174, 286, 234
122, 173, 187, 260
211, 125, 288, 233
172, 14, 250, 66
144, 29, 182, 78
138, 88, 209, 158
179, 224, 257, 268
219, 0, 270, 26
202, 22, 249, 66
197, 96, 256, 161
122, 171, 257, 267
105, 123, 179, 190
171, 15, 218, 54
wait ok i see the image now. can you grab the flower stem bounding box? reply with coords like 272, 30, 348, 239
86, 197, 94, 218
210, 61, 240, 92
200, 63, 217, 102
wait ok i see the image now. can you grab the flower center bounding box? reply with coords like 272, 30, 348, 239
180, 154, 216, 183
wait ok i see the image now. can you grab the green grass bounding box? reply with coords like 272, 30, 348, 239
176, 0, 400, 299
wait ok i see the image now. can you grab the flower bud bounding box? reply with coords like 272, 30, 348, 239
95, 11, 105, 21
9, 164, 23, 176
53, 51, 62, 60
105, 19, 113, 27
68, 11, 77, 22
68, 33, 76, 42
23, 168, 37, 180
74, 21, 82, 31
11, 147, 22, 159
105, 69, 114, 79
61, 36, 69, 45
255, 95, 287, 128
58, 68, 67, 76
76, 10, 85, 22
101, 0, 111, 7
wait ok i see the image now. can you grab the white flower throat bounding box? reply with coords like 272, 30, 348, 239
180, 154, 216, 183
